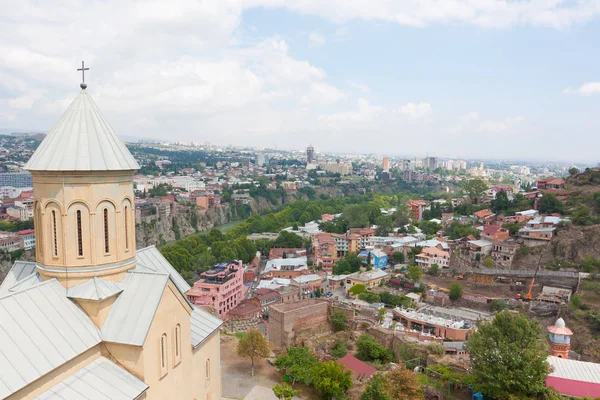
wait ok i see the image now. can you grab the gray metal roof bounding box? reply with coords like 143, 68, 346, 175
190, 307, 223, 348
135, 246, 191, 294
547, 355, 600, 384
34, 356, 148, 400
0, 261, 37, 298
101, 271, 169, 346
0, 279, 102, 399
25, 90, 139, 172
67, 277, 124, 301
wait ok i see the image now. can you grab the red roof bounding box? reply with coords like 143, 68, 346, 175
17, 229, 35, 235
482, 225, 501, 235
337, 355, 377, 378
546, 376, 600, 398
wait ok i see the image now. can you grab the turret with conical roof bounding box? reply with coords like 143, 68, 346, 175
26, 84, 139, 287
548, 317, 573, 359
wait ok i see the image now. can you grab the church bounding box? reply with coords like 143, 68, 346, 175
0, 75, 223, 399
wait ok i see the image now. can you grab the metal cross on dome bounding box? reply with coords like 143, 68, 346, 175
77, 61, 89, 89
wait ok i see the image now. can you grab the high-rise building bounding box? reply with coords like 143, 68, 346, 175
0, 172, 32, 188
382, 156, 389, 171
307, 145, 315, 163
424, 157, 438, 171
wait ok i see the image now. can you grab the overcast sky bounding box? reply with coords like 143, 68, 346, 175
1, 1, 599, 162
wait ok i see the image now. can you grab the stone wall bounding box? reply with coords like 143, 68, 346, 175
267, 299, 329, 348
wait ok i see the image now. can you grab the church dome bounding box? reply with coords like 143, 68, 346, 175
555, 318, 566, 328
25, 89, 139, 172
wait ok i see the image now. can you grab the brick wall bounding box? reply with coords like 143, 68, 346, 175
267, 299, 329, 348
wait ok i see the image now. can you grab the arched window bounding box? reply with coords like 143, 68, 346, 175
103, 208, 109, 254
52, 210, 58, 257
124, 206, 129, 250
160, 333, 168, 377
174, 324, 182, 365
206, 358, 210, 381
76, 210, 83, 257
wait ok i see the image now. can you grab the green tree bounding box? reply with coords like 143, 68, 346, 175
406, 265, 423, 282
361, 374, 391, 400
311, 361, 353, 400
334, 260, 352, 275
429, 263, 440, 276
237, 328, 270, 377
491, 190, 512, 214
359, 292, 381, 303
462, 179, 488, 204
390, 251, 405, 265
349, 284, 367, 295
466, 311, 550, 399
538, 193, 564, 214
274, 346, 319, 384
449, 283, 463, 301
571, 205, 593, 226
484, 256, 495, 268
569, 167, 580, 176
356, 334, 393, 363
384, 368, 424, 400
331, 311, 348, 332
375, 215, 394, 237
502, 222, 521, 235
377, 307, 387, 323
332, 339, 348, 358
272, 383, 300, 400
346, 253, 363, 272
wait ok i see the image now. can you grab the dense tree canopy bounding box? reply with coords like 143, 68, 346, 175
311, 361, 353, 400
462, 179, 488, 204
274, 346, 319, 384
538, 193, 564, 214
466, 311, 550, 399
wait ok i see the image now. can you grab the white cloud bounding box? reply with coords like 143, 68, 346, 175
451, 111, 525, 134
308, 32, 325, 47
399, 102, 432, 119
249, 0, 600, 29
563, 82, 600, 95
347, 81, 370, 93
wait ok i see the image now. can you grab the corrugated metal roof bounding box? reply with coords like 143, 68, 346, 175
0, 261, 37, 298
135, 246, 191, 294
67, 277, 124, 301
24, 90, 139, 172
0, 279, 102, 399
547, 356, 600, 384
101, 271, 169, 346
190, 307, 222, 348
34, 356, 148, 400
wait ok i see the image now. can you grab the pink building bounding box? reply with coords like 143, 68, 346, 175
186, 260, 246, 319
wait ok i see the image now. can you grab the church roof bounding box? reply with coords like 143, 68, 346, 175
0, 261, 37, 298
135, 245, 191, 294
67, 277, 124, 301
24, 89, 140, 172
101, 271, 170, 346
0, 279, 102, 399
191, 307, 223, 348
34, 356, 148, 400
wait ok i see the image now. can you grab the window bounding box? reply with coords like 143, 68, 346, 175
205, 359, 211, 381
124, 206, 129, 250
159, 333, 168, 377
76, 210, 83, 257
103, 208, 109, 254
173, 324, 182, 366
52, 210, 58, 257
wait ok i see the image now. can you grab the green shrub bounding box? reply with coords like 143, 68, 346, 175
349, 284, 367, 295
332, 340, 348, 358
356, 334, 393, 363
331, 311, 348, 332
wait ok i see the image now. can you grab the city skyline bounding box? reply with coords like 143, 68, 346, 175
1, 1, 599, 161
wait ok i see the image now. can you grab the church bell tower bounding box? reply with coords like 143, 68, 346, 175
25, 62, 140, 287
548, 317, 573, 359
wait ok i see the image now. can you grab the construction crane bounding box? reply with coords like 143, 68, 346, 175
524, 254, 543, 301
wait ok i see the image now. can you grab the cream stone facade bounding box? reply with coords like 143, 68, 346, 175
0, 84, 223, 400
